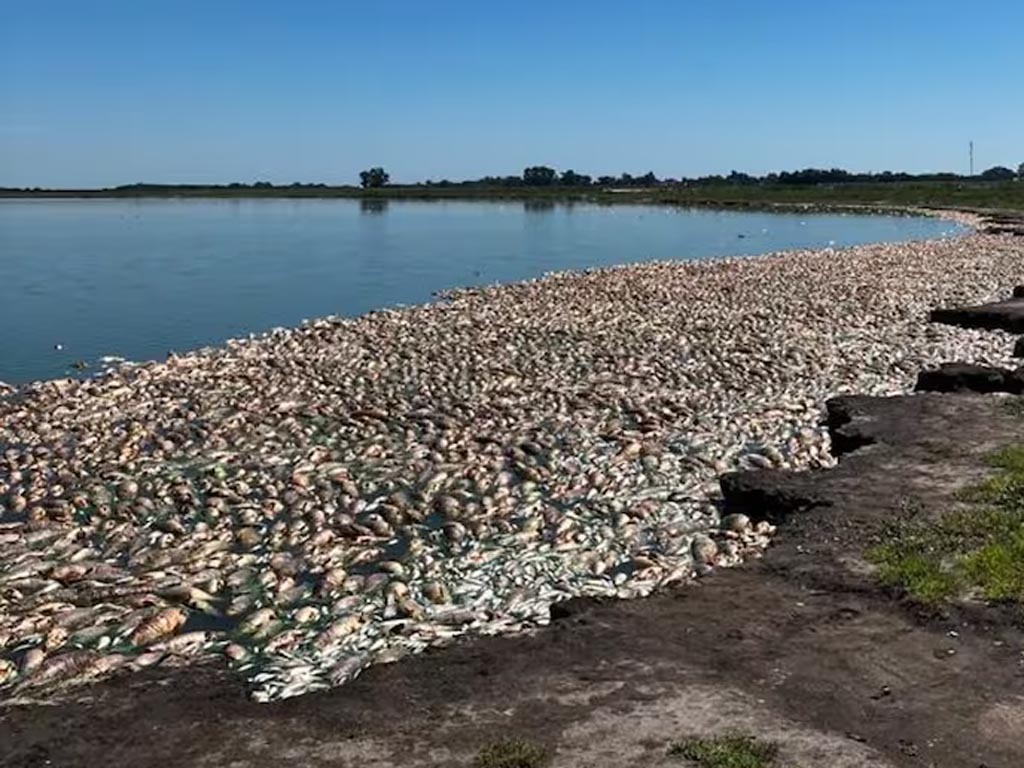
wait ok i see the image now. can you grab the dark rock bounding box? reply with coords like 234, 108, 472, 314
1014, 337, 1024, 358
548, 599, 597, 622
549, 602, 573, 621
825, 396, 878, 456
983, 226, 1024, 237
1013, 286, 1024, 299
914, 363, 1024, 394
719, 470, 831, 522
930, 298, 1024, 333
984, 214, 1024, 225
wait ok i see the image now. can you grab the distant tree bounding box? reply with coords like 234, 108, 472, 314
359, 167, 390, 188
253, 181, 273, 189
523, 166, 557, 186
596, 175, 616, 186
559, 169, 591, 186
979, 166, 1016, 180
638, 171, 658, 186
778, 168, 852, 185
1018, 162, 1024, 179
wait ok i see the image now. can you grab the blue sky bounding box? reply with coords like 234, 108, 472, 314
2, 0, 1022, 187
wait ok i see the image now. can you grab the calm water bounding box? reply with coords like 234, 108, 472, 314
0, 198, 962, 383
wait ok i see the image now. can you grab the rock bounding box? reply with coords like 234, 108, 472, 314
1013, 337, 1024, 358
720, 470, 831, 522
826, 397, 878, 456
914, 363, 1024, 395
930, 298, 1024, 333
984, 226, 1024, 237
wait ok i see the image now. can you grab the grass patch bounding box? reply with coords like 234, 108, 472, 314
668, 734, 780, 768
867, 445, 1024, 605
474, 737, 548, 768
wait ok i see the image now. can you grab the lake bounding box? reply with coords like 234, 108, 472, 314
0, 198, 962, 383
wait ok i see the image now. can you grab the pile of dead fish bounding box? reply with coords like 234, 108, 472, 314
3, 216, 1023, 702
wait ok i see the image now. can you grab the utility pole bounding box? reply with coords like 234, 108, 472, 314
969, 140, 974, 176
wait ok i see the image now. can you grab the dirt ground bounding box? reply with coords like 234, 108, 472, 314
3, 392, 1023, 768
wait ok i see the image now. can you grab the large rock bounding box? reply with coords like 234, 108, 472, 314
930, 297, 1024, 333
914, 362, 1024, 394
718, 470, 830, 522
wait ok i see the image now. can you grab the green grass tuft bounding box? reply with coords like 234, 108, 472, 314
668, 734, 780, 768
868, 444, 1024, 606
474, 738, 548, 768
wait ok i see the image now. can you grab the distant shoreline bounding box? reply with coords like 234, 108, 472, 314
3, 180, 1021, 216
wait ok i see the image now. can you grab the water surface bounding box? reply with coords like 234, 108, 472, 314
0, 198, 961, 383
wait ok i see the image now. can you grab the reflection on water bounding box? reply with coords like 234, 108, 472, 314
523, 199, 557, 213
0, 199, 961, 383
360, 199, 388, 214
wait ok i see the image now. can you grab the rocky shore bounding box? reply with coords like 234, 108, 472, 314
2, 212, 1024, 706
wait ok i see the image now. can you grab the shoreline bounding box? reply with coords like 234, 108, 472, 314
0, 206, 972, 392
2, 216, 1023, 706
0, 187, 1009, 221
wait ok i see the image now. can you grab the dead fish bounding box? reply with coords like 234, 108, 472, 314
395, 597, 424, 621
328, 653, 368, 686
150, 631, 209, 655
314, 615, 362, 650
132, 650, 167, 668
238, 607, 277, 635
422, 581, 450, 604
22, 650, 98, 687
264, 628, 307, 653
293, 605, 320, 624
317, 566, 347, 595
50, 563, 89, 584
20, 647, 46, 675
691, 534, 718, 566
0, 659, 16, 685
130, 607, 186, 646
43, 626, 68, 651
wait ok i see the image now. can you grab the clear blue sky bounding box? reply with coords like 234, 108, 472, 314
2, 0, 1022, 187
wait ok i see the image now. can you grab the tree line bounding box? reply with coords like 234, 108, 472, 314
409, 164, 1024, 188
5, 163, 1020, 195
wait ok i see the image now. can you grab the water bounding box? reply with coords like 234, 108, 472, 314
0, 198, 962, 383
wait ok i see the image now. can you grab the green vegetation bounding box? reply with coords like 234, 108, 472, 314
474, 738, 548, 768
358, 167, 389, 188
3, 166, 1023, 213
668, 734, 781, 768
868, 445, 1024, 605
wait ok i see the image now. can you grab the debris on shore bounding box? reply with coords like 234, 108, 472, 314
3, 216, 1023, 702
